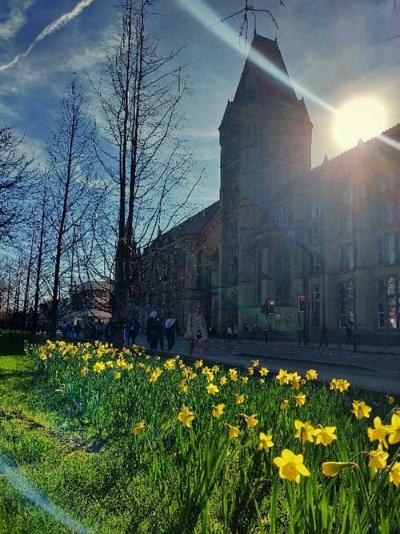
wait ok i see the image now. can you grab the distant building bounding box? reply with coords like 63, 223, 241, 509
140, 203, 220, 333
142, 33, 400, 344
65, 280, 112, 326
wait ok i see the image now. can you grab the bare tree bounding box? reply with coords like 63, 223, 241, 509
95, 0, 199, 342
0, 125, 34, 242
46, 79, 100, 338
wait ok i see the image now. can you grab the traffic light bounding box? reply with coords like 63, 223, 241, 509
298, 295, 306, 313
267, 299, 275, 314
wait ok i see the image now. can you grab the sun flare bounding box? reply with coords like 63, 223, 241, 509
333, 97, 388, 151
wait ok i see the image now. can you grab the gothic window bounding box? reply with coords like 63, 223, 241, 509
377, 277, 400, 329
311, 285, 321, 327
338, 281, 356, 328
339, 243, 356, 271
275, 242, 291, 301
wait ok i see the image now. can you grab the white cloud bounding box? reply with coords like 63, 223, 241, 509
0, 0, 34, 41
0, 0, 97, 72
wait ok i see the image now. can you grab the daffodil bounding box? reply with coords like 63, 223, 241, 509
80, 366, 88, 376
352, 400, 372, 420
228, 424, 240, 440
247, 367, 254, 376
368, 448, 388, 475
219, 376, 227, 386
241, 376, 249, 384
389, 462, 400, 487
322, 461, 357, 477
251, 359, 260, 367
294, 393, 306, 407
294, 420, 315, 444
228, 368, 238, 382
93, 361, 106, 373
164, 358, 175, 370
114, 371, 122, 380
367, 417, 389, 449
314, 426, 337, 446
178, 406, 196, 428
280, 399, 289, 410
242, 414, 258, 429
273, 449, 310, 483
207, 383, 219, 395
388, 395, 395, 405
306, 369, 318, 381
132, 420, 145, 435
276, 369, 290, 385
387, 413, 400, 445
212, 403, 225, 418
235, 394, 246, 405
179, 380, 188, 393
259, 432, 273, 450
194, 360, 203, 369
259, 367, 269, 377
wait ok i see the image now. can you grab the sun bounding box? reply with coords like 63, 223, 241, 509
333, 97, 388, 151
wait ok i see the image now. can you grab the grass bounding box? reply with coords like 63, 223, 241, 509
0, 343, 399, 533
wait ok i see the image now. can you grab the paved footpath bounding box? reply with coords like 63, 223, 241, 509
137, 336, 400, 395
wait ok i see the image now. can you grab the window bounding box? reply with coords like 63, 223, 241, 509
385, 234, 396, 265
311, 285, 321, 327
310, 252, 321, 275
339, 243, 356, 271
308, 225, 321, 246
338, 281, 356, 328
377, 277, 400, 329
275, 243, 291, 301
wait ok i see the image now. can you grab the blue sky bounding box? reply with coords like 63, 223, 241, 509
0, 0, 400, 208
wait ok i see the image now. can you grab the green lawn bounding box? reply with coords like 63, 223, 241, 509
0, 354, 150, 534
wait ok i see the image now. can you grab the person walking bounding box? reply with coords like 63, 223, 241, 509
226, 325, 233, 340
165, 314, 178, 351
186, 303, 207, 357
319, 324, 328, 348
264, 322, 270, 345
146, 311, 161, 350
130, 317, 140, 345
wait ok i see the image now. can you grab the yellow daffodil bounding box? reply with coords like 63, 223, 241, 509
242, 414, 258, 429
330, 378, 351, 392
228, 424, 240, 440
228, 368, 238, 382
294, 420, 315, 444
114, 371, 122, 380
276, 369, 290, 385
288, 372, 302, 390
259, 432, 274, 450
241, 376, 249, 384
219, 376, 228, 386
259, 367, 269, 377
164, 358, 175, 370
251, 359, 260, 367
367, 416, 389, 449
207, 383, 219, 395
80, 366, 88, 376
368, 448, 388, 475
179, 380, 188, 393
212, 403, 225, 418
132, 420, 145, 435
194, 360, 203, 369
259, 378, 265, 384
352, 400, 372, 420
235, 394, 246, 405
273, 449, 310, 483
149, 368, 162, 383
314, 426, 337, 446
178, 406, 196, 428
212, 365, 220, 373
387, 413, 400, 445
322, 461, 357, 477
280, 399, 289, 410
306, 369, 318, 381
389, 462, 400, 487
93, 361, 106, 373
247, 367, 254, 376
294, 393, 306, 407
388, 395, 395, 405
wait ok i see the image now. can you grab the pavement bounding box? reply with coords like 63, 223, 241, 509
137, 336, 400, 395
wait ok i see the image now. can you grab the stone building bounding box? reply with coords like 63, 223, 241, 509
140, 202, 220, 333
142, 33, 400, 344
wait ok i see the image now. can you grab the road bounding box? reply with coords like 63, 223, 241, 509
137, 336, 400, 394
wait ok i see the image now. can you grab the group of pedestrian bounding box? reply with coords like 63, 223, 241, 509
146, 311, 179, 351
225, 325, 238, 340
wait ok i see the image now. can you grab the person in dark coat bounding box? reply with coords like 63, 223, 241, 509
130, 317, 140, 345
165, 314, 178, 351
146, 311, 160, 350
319, 324, 328, 348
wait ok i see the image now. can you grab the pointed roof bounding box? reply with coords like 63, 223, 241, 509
233, 33, 298, 105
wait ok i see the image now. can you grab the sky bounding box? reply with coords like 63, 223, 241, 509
0, 0, 400, 208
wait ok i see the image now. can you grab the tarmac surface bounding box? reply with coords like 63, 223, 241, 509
137, 336, 400, 394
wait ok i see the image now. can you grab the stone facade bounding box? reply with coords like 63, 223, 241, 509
142, 33, 400, 343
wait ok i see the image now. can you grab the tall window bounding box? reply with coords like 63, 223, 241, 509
339, 243, 356, 271
311, 285, 321, 327
275, 243, 291, 301
338, 281, 356, 328
378, 277, 400, 329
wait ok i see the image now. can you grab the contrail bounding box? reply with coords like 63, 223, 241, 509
0, 452, 91, 533
0, 0, 96, 73
177, 0, 400, 153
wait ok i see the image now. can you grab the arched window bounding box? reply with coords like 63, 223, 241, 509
378, 277, 400, 329
338, 281, 356, 328
275, 242, 291, 301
